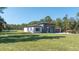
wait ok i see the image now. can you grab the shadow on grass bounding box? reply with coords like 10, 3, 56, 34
0, 34, 65, 43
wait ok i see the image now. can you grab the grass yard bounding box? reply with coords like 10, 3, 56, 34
0, 32, 79, 51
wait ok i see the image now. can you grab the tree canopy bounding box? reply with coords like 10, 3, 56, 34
0, 7, 7, 31
0, 7, 6, 14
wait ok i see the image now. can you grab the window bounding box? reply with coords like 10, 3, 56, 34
35, 27, 40, 31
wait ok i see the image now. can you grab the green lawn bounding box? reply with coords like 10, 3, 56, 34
0, 32, 79, 51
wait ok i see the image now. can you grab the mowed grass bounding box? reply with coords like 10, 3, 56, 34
0, 32, 79, 51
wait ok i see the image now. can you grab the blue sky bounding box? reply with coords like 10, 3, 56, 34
1, 7, 79, 24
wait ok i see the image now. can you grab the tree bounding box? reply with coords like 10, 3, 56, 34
44, 16, 52, 23
55, 18, 62, 27
0, 7, 6, 14
76, 12, 79, 18
74, 12, 79, 33
63, 14, 70, 32
74, 20, 79, 33
69, 17, 76, 30
0, 7, 7, 31
40, 16, 52, 24
0, 16, 6, 31
40, 19, 45, 23
55, 18, 63, 31
28, 21, 40, 25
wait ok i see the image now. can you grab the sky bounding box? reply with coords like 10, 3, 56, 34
1, 7, 79, 24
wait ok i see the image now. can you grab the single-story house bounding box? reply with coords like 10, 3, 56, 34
24, 23, 61, 33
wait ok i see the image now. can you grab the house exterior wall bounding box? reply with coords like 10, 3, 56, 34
24, 27, 42, 33
24, 27, 34, 33
33, 27, 42, 33
39, 23, 55, 33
